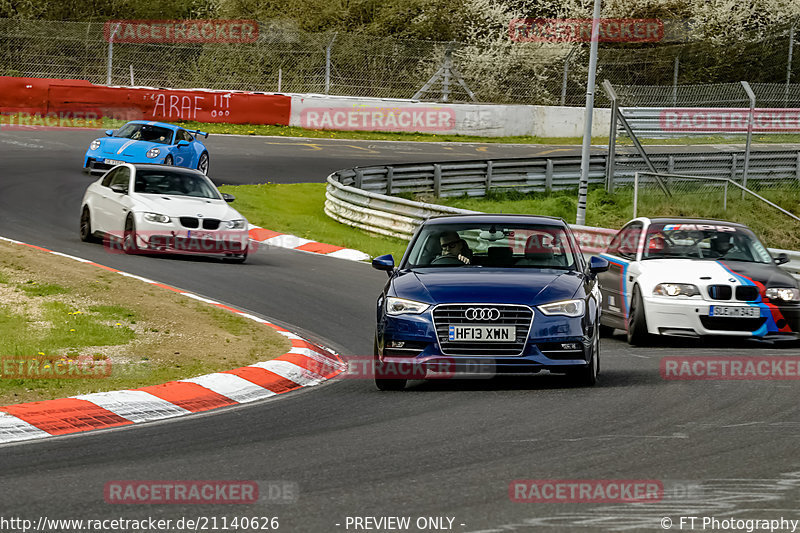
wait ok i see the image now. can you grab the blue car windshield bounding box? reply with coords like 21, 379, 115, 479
115, 124, 174, 145
134, 169, 221, 199
403, 223, 579, 269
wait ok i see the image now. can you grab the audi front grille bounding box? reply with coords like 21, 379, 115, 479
432, 304, 533, 356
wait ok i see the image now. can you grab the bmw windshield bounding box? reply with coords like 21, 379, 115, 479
115, 123, 174, 144
642, 222, 772, 263
134, 169, 221, 200
402, 223, 579, 269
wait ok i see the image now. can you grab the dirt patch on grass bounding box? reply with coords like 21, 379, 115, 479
0, 241, 290, 405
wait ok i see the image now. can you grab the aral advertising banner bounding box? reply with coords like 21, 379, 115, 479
660, 108, 800, 133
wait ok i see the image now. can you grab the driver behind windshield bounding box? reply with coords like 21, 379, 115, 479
437, 231, 472, 265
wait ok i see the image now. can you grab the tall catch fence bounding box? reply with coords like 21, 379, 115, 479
0, 18, 798, 105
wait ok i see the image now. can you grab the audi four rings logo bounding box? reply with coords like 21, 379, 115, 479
465, 308, 501, 321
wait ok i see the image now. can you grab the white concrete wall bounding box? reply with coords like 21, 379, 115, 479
289, 94, 611, 138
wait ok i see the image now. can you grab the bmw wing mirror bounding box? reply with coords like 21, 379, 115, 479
372, 254, 395, 276
105, 130, 114, 136
587, 256, 609, 278
221, 193, 235, 203
774, 253, 790, 265
109, 184, 127, 194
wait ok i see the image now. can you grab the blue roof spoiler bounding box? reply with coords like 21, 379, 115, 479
189, 129, 209, 138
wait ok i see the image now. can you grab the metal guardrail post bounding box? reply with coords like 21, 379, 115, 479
731, 153, 738, 180
602, 80, 618, 193
741, 81, 756, 193
796, 152, 800, 183
667, 155, 675, 174
545, 159, 554, 192
354, 168, 363, 189
385, 167, 394, 195
485, 161, 493, 194
433, 164, 442, 197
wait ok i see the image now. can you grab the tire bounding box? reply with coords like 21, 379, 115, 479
223, 245, 248, 264
570, 331, 599, 387
123, 216, 139, 254
164, 155, 173, 166
79, 206, 97, 243
197, 152, 210, 175
627, 285, 652, 346
374, 339, 406, 391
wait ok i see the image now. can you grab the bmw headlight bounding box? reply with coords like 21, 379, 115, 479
538, 299, 585, 317
146, 147, 161, 158
385, 297, 430, 316
89, 140, 101, 150
143, 212, 171, 224
765, 287, 800, 302
225, 219, 246, 230
653, 283, 700, 297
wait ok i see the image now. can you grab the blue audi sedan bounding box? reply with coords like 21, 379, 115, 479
371, 214, 609, 390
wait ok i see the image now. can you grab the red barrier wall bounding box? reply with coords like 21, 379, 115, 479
0, 77, 291, 126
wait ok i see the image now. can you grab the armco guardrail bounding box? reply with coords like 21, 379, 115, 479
332, 150, 800, 199
621, 107, 800, 138
326, 160, 800, 279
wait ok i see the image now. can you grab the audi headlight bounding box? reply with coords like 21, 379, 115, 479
89, 140, 101, 150
385, 297, 430, 316
537, 299, 585, 317
225, 219, 246, 230
143, 212, 171, 224
146, 147, 161, 158
765, 287, 800, 302
653, 283, 700, 297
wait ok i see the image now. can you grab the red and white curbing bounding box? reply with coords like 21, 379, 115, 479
248, 225, 370, 262
0, 235, 346, 444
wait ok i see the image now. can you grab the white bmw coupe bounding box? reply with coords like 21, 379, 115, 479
80, 163, 250, 263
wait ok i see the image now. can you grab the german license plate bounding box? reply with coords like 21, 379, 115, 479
709, 306, 760, 318
104, 159, 124, 166
448, 325, 515, 341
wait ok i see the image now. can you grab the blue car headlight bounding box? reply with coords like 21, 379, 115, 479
537, 299, 585, 317
386, 297, 430, 316
146, 147, 161, 159
89, 140, 101, 150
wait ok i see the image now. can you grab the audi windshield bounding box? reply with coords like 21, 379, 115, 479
402, 223, 580, 269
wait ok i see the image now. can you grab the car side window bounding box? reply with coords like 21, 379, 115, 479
608, 223, 642, 259
109, 167, 131, 192
177, 130, 193, 143
101, 169, 116, 188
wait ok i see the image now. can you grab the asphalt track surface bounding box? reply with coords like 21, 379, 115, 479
1, 128, 800, 532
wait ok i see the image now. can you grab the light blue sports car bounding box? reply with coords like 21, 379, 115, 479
84, 120, 210, 175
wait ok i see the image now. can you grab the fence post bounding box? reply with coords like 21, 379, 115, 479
602, 80, 618, 193
741, 81, 756, 194
787, 26, 795, 106
106, 22, 121, 85
730, 153, 738, 180
485, 160, 493, 195
796, 152, 800, 183
129, 65, 134, 86
545, 159, 554, 192
433, 164, 442, 197
667, 155, 675, 174
325, 32, 338, 94
385, 167, 394, 196
561, 47, 576, 106
278, 68, 282, 92
672, 56, 679, 106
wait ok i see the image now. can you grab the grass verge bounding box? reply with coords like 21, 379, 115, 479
0, 240, 290, 405
223, 183, 800, 255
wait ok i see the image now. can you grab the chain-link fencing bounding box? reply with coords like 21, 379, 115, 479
1, 18, 799, 105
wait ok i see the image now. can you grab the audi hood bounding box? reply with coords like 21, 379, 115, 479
389, 268, 584, 306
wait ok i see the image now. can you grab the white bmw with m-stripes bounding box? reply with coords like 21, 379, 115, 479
597, 218, 800, 345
